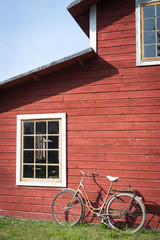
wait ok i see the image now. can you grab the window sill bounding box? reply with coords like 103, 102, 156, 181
16, 179, 66, 187
136, 59, 160, 66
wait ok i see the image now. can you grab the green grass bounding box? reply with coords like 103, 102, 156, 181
0, 217, 159, 240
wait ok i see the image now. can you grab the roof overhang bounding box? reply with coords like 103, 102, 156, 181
0, 0, 101, 92
0, 48, 96, 91
67, 0, 102, 36
67, 0, 101, 18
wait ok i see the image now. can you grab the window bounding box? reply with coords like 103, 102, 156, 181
136, 0, 160, 65
16, 113, 66, 187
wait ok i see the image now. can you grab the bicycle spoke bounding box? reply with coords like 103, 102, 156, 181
52, 190, 84, 226
106, 193, 145, 233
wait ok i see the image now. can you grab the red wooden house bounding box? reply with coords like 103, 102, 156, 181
0, 0, 160, 229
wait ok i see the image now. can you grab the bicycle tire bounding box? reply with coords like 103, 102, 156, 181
51, 189, 84, 226
106, 193, 145, 233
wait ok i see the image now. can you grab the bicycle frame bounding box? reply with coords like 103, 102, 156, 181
74, 171, 136, 219
52, 171, 146, 233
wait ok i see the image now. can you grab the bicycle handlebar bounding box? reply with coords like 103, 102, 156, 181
79, 171, 99, 176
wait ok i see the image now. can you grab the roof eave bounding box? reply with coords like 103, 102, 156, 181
0, 47, 96, 91
67, 0, 101, 18
67, 0, 101, 36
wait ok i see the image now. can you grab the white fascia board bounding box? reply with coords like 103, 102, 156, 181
67, 0, 83, 9
89, 4, 97, 52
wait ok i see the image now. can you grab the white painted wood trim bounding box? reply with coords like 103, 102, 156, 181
16, 116, 22, 186
136, 0, 142, 66
16, 113, 66, 187
136, 0, 160, 66
89, 4, 97, 52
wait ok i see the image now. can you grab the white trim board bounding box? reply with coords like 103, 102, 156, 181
16, 113, 66, 187
89, 4, 97, 52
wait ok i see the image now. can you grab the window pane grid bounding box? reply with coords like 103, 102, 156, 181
142, 2, 160, 59
22, 119, 61, 181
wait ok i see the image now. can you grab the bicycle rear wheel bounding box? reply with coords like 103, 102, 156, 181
106, 193, 145, 233
52, 189, 84, 226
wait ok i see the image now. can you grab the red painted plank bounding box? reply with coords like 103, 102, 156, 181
98, 38, 135, 48
68, 161, 160, 172
68, 154, 160, 163
1, 98, 159, 113
59, 106, 160, 116
0, 195, 52, 205
98, 29, 135, 41
68, 138, 160, 147
68, 130, 160, 139
68, 169, 160, 181
0, 210, 52, 220
68, 122, 160, 131
63, 90, 160, 101
98, 45, 136, 56
98, 8, 135, 23
68, 114, 160, 123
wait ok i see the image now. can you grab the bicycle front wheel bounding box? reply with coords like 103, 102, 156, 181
106, 193, 145, 233
51, 189, 84, 226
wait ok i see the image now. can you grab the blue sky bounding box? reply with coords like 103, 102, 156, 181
0, 0, 89, 82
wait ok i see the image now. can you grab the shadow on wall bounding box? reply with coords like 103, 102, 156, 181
97, 0, 135, 33
145, 202, 160, 230
82, 175, 160, 230
0, 56, 119, 113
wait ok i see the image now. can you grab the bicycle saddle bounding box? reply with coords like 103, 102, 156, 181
107, 176, 119, 182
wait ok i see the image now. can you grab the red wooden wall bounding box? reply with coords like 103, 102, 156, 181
0, 0, 159, 229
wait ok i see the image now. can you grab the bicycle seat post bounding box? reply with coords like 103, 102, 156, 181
109, 180, 114, 190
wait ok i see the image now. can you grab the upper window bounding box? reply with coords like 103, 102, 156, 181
136, 0, 160, 65
16, 113, 66, 187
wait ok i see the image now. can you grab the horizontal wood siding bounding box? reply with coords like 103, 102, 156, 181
97, 0, 160, 229
0, 0, 159, 229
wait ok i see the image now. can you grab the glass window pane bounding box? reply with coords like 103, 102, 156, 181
48, 166, 59, 179
144, 5, 155, 18
36, 150, 46, 164
144, 45, 156, 58
48, 121, 59, 134
157, 32, 160, 43
24, 122, 34, 134
23, 165, 34, 178
36, 166, 46, 178
48, 136, 59, 149
24, 136, 34, 149
144, 18, 155, 31
157, 18, 160, 30
24, 151, 34, 163
48, 151, 59, 164
36, 122, 46, 134
36, 136, 46, 149
157, 4, 160, 16
157, 45, 160, 56
144, 32, 156, 44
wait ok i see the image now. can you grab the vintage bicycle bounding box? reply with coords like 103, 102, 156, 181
51, 171, 146, 233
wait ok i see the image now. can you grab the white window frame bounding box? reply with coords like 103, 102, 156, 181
136, 0, 160, 66
16, 113, 66, 187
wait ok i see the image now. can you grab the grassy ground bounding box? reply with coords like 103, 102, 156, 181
0, 217, 159, 240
